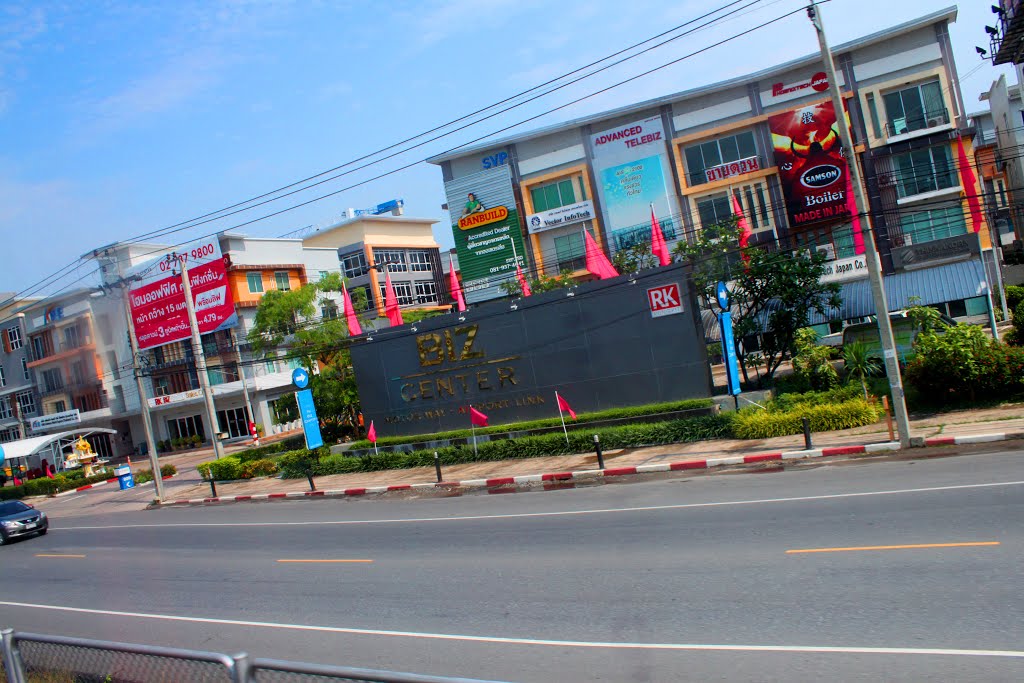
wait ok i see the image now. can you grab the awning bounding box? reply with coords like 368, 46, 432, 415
702, 260, 987, 341
0, 428, 118, 463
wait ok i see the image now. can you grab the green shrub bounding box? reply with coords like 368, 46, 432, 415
732, 398, 880, 439
349, 398, 715, 449
240, 459, 279, 479
135, 464, 177, 484
196, 456, 244, 481
1007, 300, 1024, 347
791, 328, 838, 391
1005, 285, 1024, 313
771, 384, 860, 411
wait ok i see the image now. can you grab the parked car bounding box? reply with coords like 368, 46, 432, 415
0, 500, 48, 545
841, 310, 957, 361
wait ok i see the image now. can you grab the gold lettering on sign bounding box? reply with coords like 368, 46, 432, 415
417, 333, 444, 367
477, 370, 492, 391
497, 366, 517, 388
458, 325, 485, 361
436, 377, 454, 398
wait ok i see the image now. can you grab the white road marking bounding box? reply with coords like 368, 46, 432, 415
0, 601, 1021, 658
54, 479, 1024, 531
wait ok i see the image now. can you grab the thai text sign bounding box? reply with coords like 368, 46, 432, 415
704, 156, 760, 183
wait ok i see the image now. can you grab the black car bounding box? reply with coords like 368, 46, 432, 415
0, 500, 48, 545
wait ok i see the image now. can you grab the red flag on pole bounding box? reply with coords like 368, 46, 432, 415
342, 284, 363, 336
957, 136, 984, 234
730, 191, 752, 249
556, 393, 577, 420
845, 169, 866, 255
650, 205, 671, 267
469, 406, 489, 427
584, 230, 619, 280
448, 254, 466, 312
384, 271, 404, 326
367, 420, 377, 443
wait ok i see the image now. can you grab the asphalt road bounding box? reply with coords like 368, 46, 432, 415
2, 450, 1023, 682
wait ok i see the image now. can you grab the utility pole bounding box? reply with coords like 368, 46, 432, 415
986, 207, 1009, 321
807, 1, 912, 448
176, 256, 225, 460
231, 328, 255, 435
122, 292, 164, 502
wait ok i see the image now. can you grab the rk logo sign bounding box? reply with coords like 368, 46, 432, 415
647, 283, 683, 318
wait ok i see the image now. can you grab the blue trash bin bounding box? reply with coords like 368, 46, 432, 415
116, 465, 135, 490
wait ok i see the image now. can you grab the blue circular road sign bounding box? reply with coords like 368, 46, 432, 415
716, 281, 730, 311
291, 368, 310, 390
0, 444, 5, 466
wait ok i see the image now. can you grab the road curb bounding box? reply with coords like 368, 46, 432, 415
149, 431, 1021, 508
52, 472, 180, 498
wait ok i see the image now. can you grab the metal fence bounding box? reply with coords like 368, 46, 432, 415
1, 629, 508, 683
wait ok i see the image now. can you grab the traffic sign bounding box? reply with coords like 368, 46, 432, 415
296, 389, 323, 450
716, 281, 730, 311
291, 368, 310, 389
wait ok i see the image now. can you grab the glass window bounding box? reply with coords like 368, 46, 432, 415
247, 272, 263, 293
216, 406, 250, 439
683, 131, 757, 185
379, 281, 414, 306
374, 249, 407, 272
41, 368, 63, 393
900, 206, 968, 245
409, 250, 433, 272
52, 400, 66, 413
62, 325, 81, 349
415, 281, 438, 304
964, 296, 988, 317
554, 233, 586, 272
16, 391, 36, 417
168, 415, 205, 441
696, 193, 733, 228
0, 396, 11, 420
321, 303, 339, 320
6, 327, 22, 350
530, 177, 582, 212
832, 224, 857, 259
352, 285, 374, 311
0, 364, 5, 387
341, 251, 369, 278
894, 145, 956, 198
274, 272, 291, 291
883, 80, 946, 135
21, 357, 29, 380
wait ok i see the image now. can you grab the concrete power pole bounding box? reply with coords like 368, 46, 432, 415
177, 256, 226, 460
807, 1, 912, 448
122, 294, 165, 501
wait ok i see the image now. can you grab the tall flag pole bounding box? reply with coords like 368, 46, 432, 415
448, 253, 466, 312
367, 420, 378, 456
511, 239, 532, 296
469, 405, 489, 457
555, 391, 569, 445
650, 203, 671, 267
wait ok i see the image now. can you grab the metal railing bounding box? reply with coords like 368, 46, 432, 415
1, 629, 510, 683
883, 107, 950, 138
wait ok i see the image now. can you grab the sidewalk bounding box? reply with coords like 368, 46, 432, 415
157, 403, 1024, 505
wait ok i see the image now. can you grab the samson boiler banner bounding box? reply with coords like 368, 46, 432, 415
768, 100, 849, 228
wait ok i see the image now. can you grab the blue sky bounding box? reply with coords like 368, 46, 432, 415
0, 0, 1011, 296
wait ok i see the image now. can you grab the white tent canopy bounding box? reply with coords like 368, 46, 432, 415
0, 428, 118, 464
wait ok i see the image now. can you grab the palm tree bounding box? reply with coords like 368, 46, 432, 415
843, 341, 881, 399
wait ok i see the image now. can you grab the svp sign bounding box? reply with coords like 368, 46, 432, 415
128, 237, 237, 351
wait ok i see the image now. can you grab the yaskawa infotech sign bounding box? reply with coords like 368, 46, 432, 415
526, 200, 595, 234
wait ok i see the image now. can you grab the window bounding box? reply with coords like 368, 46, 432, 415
154, 376, 171, 396
696, 193, 733, 228
376, 249, 407, 272
793, 224, 856, 260
217, 407, 251, 439
74, 391, 102, 413
41, 368, 64, 393
0, 427, 19, 443
0, 364, 5, 388
168, 415, 205, 441
379, 281, 414, 306
274, 272, 291, 291
31, 335, 47, 361
341, 251, 369, 278
0, 396, 11, 420
62, 325, 81, 350
6, 327, 22, 350
415, 281, 438, 305
352, 285, 374, 312
319, 270, 329, 281
684, 131, 757, 186
21, 357, 29, 380
866, 93, 882, 139
883, 80, 946, 136
16, 391, 36, 417
995, 178, 1009, 208
893, 145, 956, 198
247, 272, 264, 293
51, 400, 66, 414
530, 177, 584, 212
207, 363, 240, 386
321, 303, 339, 320
695, 185, 771, 232
409, 250, 433, 272
554, 233, 586, 272
899, 206, 967, 245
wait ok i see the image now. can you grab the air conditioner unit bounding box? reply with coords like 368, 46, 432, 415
816, 244, 836, 261
878, 173, 896, 187
926, 116, 945, 128
155, 386, 169, 397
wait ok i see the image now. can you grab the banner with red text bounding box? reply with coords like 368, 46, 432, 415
128, 237, 237, 351
768, 100, 849, 228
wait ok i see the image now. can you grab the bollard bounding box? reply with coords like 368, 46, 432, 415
306, 471, 316, 492
882, 395, 895, 442
593, 434, 605, 470
802, 417, 813, 450
434, 451, 443, 483
207, 478, 217, 497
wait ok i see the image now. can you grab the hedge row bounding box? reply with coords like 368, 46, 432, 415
0, 463, 181, 500
349, 398, 716, 449
197, 456, 285, 481
731, 398, 881, 440
134, 464, 178, 484
280, 415, 734, 478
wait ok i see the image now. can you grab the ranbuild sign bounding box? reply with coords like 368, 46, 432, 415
350, 264, 712, 435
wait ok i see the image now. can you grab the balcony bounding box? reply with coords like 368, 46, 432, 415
884, 108, 952, 141
991, 1, 1024, 65
28, 333, 94, 364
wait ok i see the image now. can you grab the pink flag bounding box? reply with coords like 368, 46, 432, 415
730, 192, 751, 249
367, 420, 377, 443
650, 205, 671, 267
845, 169, 866, 255
583, 230, 619, 280
448, 254, 466, 312
957, 136, 984, 234
556, 393, 577, 421
342, 284, 362, 336
384, 271, 404, 326
469, 406, 489, 427
516, 263, 532, 297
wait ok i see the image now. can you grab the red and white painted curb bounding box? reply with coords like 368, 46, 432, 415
154, 439, 943, 507
923, 432, 1022, 447
53, 472, 179, 498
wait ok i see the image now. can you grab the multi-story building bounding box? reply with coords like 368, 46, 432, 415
429, 7, 997, 325
0, 294, 39, 445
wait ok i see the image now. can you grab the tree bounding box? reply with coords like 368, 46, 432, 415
611, 241, 659, 274
248, 272, 365, 438
498, 269, 576, 296
792, 328, 838, 391
842, 341, 880, 399
675, 217, 841, 386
